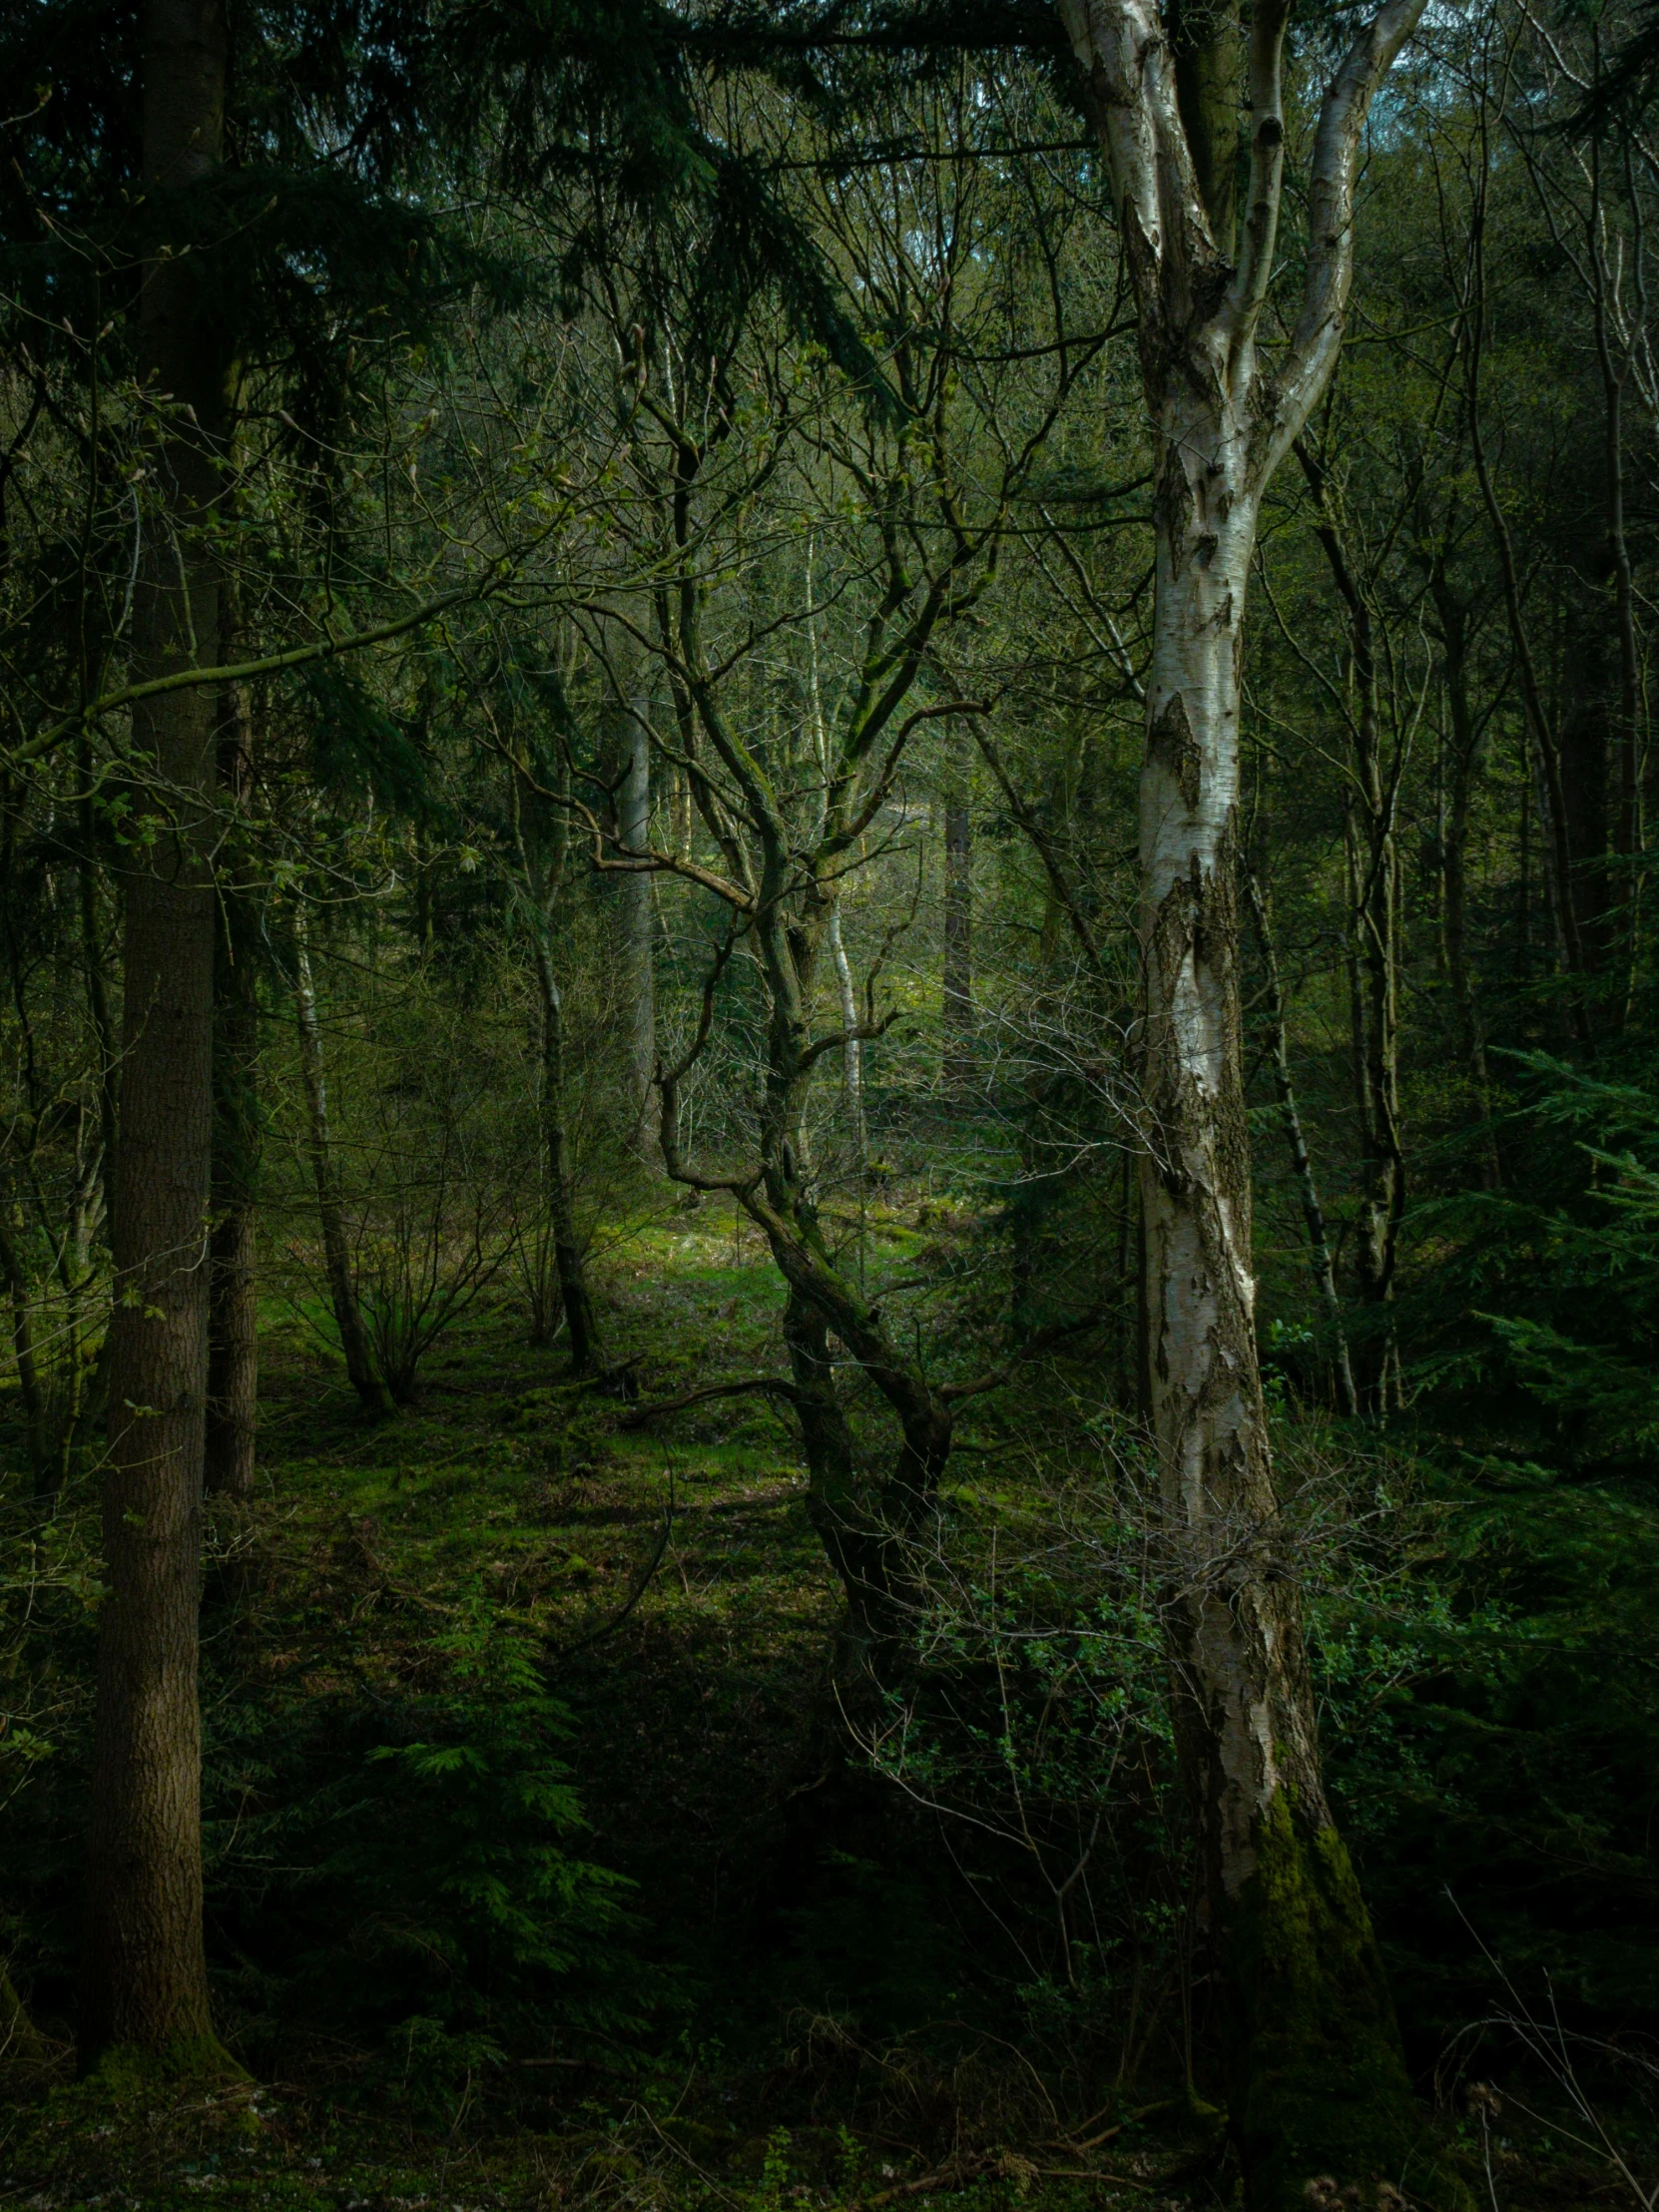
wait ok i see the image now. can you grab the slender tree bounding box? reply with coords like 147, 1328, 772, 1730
205, 571, 261, 1498
941, 733, 974, 1089
292, 911, 395, 1416
1245, 868, 1357, 1416
1054, 0, 1457, 2199
617, 683, 656, 1134
509, 738, 605, 1376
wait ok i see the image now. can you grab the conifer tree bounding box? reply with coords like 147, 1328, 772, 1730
81, 0, 231, 2068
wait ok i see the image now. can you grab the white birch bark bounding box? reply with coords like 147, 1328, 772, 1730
1060, 0, 1424, 1895
829, 905, 865, 1166
1056, 0, 1451, 2199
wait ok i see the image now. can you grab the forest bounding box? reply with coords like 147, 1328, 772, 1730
3, 0, 1659, 2206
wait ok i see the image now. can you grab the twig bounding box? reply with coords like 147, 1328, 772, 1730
544, 1485, 675, 1661
940, 1308, 1104, 1405
1041, 2097, 1187, 2155
842, 2153, 998, 2212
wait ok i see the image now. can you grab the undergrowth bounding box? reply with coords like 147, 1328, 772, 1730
0, 1194, 1649, 2211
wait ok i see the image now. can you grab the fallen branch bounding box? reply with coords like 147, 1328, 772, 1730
841, 2152, 1000, 2212
841, 2150, 1153, 2210
544, 1486, 675, 1661
1041, 2096, 1186, 2156
619, 1377, 804, 1430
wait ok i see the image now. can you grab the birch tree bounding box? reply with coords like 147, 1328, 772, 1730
1054, 0, 1461, 2202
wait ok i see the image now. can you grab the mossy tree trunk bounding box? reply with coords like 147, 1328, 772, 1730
623, 335, 1000, 1680
783, 1290, 889, 1678
1057, 0, 1459, 2200
657, 873, 958, 1677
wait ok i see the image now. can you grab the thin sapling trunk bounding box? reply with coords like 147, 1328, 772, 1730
205, 572, 260, 1497
292, 915, 393, 1416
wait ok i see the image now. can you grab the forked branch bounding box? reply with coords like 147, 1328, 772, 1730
1265, 0, 1432, 475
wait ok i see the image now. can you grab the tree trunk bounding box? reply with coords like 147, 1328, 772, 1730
1244, 871, 1357, 1416
1586, 128, 1642, 1011
292, 917, 392, 1416
1431, 580, 1502, 1185
1465, 193, 1592, 1046
511, 756, 603, 1374
829, 905, 865, 1169
942, 746, 973, 1089
660, 882, 955, 1674
760, 1195, 954, 1671
1351, 685, 1404, 1403
70, 814, 116, 1484
1433, 589, 1486, 1081
1056, 0, 1446, 2169
1300, 457, 1403, 1403
1139, 430, 1421, 2208
784, 1289, 889, 1680
529, 933, 603, 1376
618, 690, 655, 1132
81, 0, 230, 2072
1557, 613, 1612, 974
78, 750, 119, 1230
205, 587, 259, 1498
0, 1189, 51, 1490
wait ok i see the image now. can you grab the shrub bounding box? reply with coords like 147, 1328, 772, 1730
212, 1591, 659, 2081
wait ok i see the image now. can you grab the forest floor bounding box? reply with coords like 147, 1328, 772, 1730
0, 1195, 1622, 2212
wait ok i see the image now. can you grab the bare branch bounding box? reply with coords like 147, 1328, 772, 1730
1223, 0, 1294, 364
1263, 0, 1432, 478
1058, 0, 1192, 314
619, 1377, 805, 1431
939, 1309, 1106, 1406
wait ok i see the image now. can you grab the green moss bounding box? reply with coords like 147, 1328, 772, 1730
1228, 1791, 1473, 2212
81, 2035, 249, 2097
